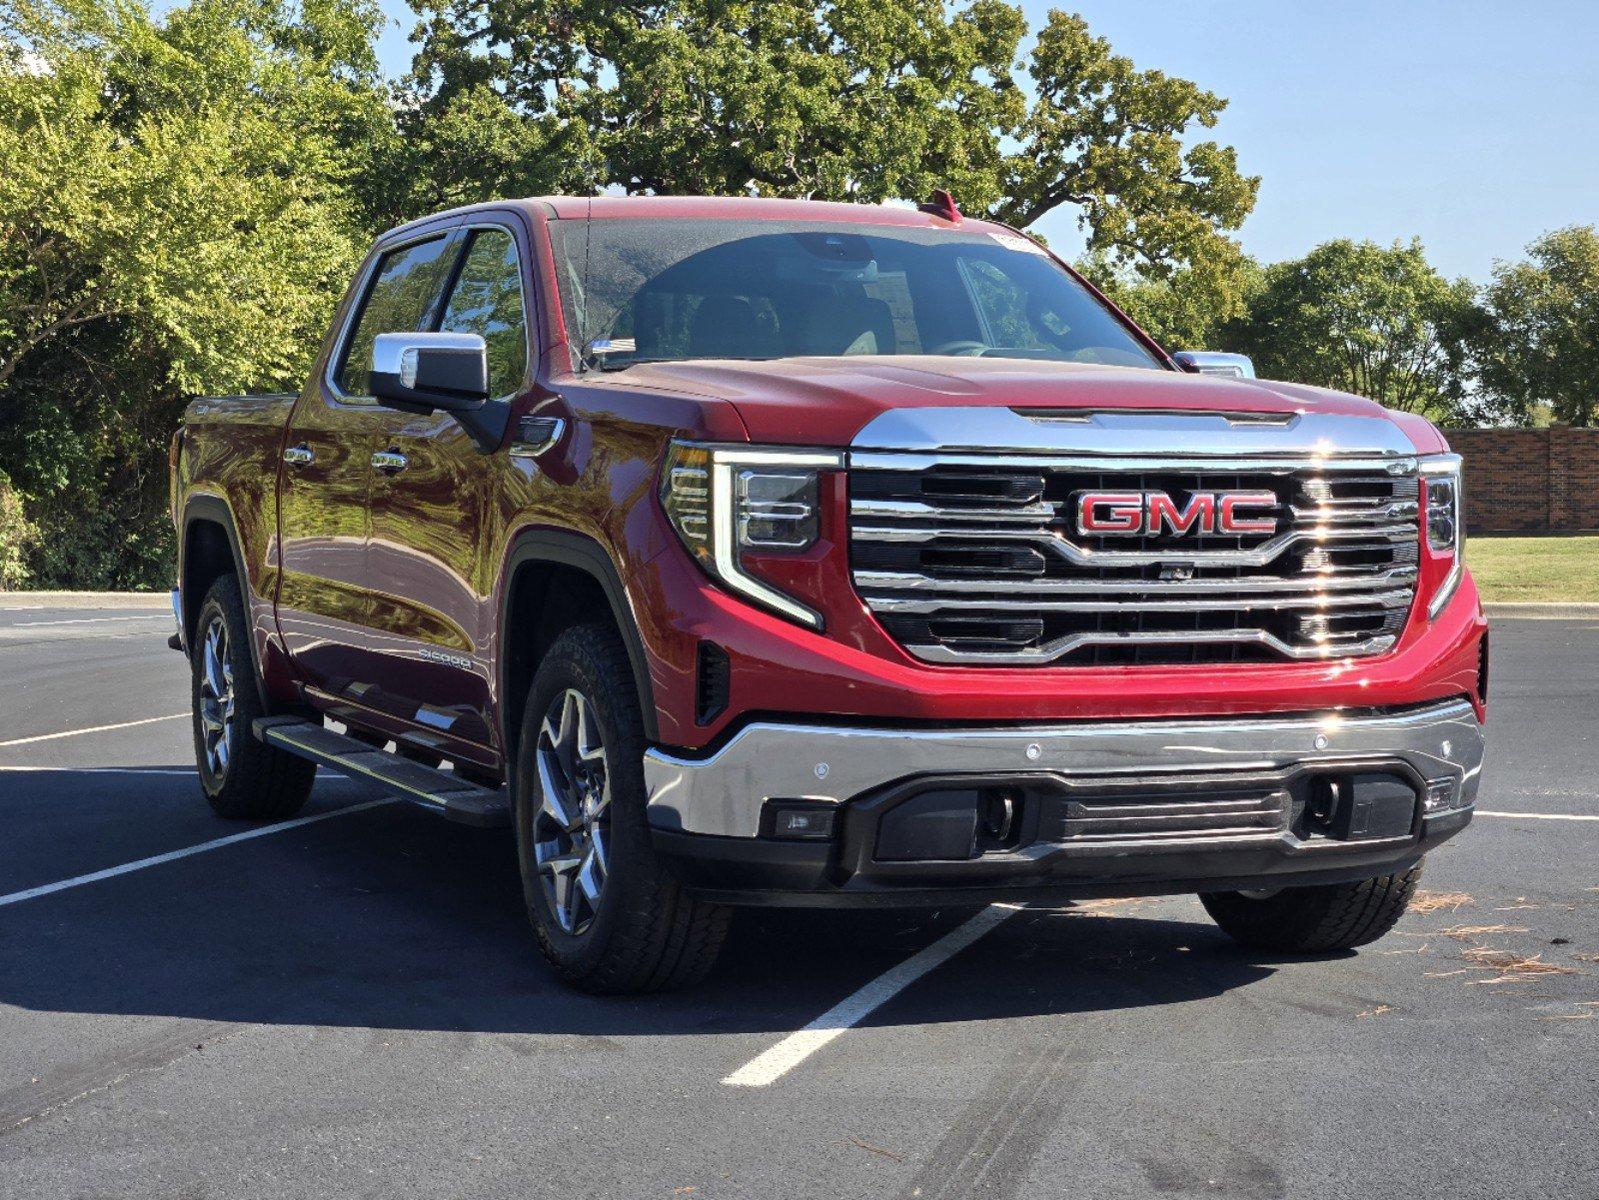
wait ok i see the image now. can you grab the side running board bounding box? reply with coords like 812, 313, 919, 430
252, 716, 511, 828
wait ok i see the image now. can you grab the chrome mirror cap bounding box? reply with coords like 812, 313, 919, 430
371, 331, 487, 385
1174, 350, 1256, 379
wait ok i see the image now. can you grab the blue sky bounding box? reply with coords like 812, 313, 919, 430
360, 0, 1596, 283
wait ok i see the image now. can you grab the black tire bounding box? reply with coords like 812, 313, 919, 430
1200, 862, 1423, 953
513, 623, 730, 993
190, 575, 316, 820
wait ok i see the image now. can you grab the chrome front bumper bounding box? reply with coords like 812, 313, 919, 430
643, 700, 1484, 838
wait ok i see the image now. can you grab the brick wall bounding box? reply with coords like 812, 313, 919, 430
1448, 427, 1599, 533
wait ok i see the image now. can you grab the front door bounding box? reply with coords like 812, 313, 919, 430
276, 227, 462, 706
363, 221, 534, 767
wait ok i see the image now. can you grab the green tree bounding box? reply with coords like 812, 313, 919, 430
404, 2, 1258, 277
1221, 239, 1475, 418
0, 0, 389, 586
0, 468, 35, 589
1079, 242, 1263, 350
1472, 225, 1599, 427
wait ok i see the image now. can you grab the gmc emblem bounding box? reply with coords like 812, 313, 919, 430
1076, 490, 1279, 537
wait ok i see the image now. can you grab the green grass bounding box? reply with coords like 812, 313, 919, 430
1466, 535, 1599, 603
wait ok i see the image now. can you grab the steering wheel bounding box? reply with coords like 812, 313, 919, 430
928, 339, 990, 357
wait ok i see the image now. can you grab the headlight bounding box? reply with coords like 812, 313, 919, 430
1420, 454, 1463, 619
660, 441, 844, 629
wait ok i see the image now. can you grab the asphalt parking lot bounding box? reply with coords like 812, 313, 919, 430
0, 600, 1595, 1200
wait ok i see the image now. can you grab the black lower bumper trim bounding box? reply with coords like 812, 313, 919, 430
651, 808, 1472, 909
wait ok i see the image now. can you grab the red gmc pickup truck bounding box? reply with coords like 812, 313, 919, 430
169, 195, 1487, 992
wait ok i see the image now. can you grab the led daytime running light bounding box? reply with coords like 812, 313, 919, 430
662, 442, 844, 629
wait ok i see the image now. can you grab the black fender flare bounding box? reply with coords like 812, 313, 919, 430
180, 493, 272, 709
498, 528, 659, 747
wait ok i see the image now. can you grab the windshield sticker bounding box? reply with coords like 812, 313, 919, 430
589, 337, 636, 355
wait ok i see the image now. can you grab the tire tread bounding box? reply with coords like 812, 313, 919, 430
521, 624, 730, 993
193, 575, 315, 821
1201, 863, 1422, 953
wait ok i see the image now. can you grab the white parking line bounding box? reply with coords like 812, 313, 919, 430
1478, 810, 1599, 822
0, 798, 398, 908
0, 713, 188, 748
9, 615, 167, 628
0, 765, 196, 776
722, 903, 1021, 1088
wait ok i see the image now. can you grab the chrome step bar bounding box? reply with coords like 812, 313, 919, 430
252, 716, 510, 828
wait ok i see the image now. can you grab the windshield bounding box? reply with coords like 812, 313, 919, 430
545, 218, 1163, 372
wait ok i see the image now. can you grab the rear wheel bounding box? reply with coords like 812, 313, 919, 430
191, 575, 316, 820
514, 624, 730, 992
1201, 863, 1422, 952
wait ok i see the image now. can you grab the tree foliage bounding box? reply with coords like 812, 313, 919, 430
404, 1, 1258, 275
1079, 242, 1263, 351
1471, 225, 1599, 427
0, 0, 385, 586
11, 0, 1581, 592
1219, 239, 1476, 420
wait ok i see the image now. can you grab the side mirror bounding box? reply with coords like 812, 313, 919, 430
371, 331, 489, 412
1173, 350, 1256, 379
369, 332, 510, 453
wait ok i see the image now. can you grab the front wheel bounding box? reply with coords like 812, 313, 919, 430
1201, 863, 1422, 952
514, 624, 730, 992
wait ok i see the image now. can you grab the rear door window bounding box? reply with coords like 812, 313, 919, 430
438, 228, 529, 399
336, 236, 457, 396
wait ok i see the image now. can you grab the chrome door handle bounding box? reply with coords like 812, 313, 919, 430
371, 450, 409, 474
283, 444, 314, 466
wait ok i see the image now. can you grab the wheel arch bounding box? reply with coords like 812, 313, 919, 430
498, 529, 659, 762
180, 494, 271, 708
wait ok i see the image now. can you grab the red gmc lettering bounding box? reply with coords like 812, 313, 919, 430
1147, 493, 1214, 535
1218, 490, 1279, 535
1078, 490, 1280, 536
1077, 491, 1145, 533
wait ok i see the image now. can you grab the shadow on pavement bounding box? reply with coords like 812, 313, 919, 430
0, 766, 1276, 1038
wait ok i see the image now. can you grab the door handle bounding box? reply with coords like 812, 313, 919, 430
283, 444, 314, 467
371, 450, 409, 474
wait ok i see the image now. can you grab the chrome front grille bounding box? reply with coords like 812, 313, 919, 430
849, 453, 1421, 666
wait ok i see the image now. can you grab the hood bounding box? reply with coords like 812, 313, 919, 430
587, 355, 1426, 449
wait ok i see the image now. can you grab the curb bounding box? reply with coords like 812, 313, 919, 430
1483, 602, 1599, 619
0, 591, 169, 610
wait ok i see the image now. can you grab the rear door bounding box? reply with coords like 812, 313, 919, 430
360, 220, 534, 764
276, 227, 462, 702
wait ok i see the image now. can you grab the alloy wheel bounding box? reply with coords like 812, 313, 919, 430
533, 688, 611, 935
198, 614, 236, 781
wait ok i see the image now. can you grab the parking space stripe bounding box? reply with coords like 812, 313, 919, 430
1478, 810, 1599, 821
0, 765, 197, 776
0, 713, 188, 748
0, 798, 397, 908
722, 903, 1021, 1088
9, 615, 168, 628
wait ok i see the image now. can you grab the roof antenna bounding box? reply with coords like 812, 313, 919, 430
919, 188, 961, 223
